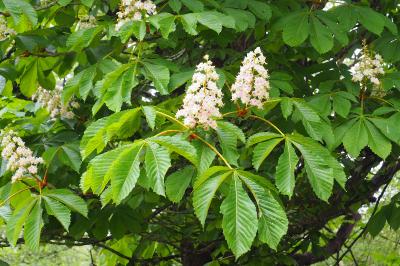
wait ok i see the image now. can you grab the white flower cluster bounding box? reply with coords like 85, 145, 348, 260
78, 15, 97, 29
32, 86, 79, 119
346, 50, 384, 87
0, 130, 44, 183
0, 15, 16, 41
176, 55, 223, 130
231, 47, 270, 108
116, 0, 157, 30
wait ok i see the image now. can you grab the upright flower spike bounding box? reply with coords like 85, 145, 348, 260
346, 43, 385, 90
116, 0, 157, 30
231, 47, 271, 109
0, 130, 44, 183
176, 55, 223, 130
32, 79, 79, 119
0, 15, 16, 41
78, 14, 97, 29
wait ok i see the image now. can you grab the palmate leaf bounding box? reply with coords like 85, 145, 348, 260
193, 167, 232, 227
237, 171, 288, 250
145, 143, 171, 196
220, 175, 258, 258
275, 140, 298, 197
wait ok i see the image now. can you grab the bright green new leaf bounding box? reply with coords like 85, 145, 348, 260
252, 138, 283, 170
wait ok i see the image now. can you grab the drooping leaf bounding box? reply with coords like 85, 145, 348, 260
220, 175, 258, 258
145, 143, 171, 196
110, 143, 145, 203
24, 200, 43, 251
43, 196, 71, 231
165, 166, 195, 203
252, 138, 283, 170
238, 171, 288, 250
193, 167, 232, 226
275, 140, 298, 197
45, 189, 88, 217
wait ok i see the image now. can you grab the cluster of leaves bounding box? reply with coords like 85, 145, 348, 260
0, 0, 400, 265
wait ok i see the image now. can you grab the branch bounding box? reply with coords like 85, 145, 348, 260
291, 211, 361, 265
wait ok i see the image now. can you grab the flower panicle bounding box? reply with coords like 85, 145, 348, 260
176, 55, 223, 130
0, 130, 44, 183
231, 47, 271, 109
116, 0, 157, 30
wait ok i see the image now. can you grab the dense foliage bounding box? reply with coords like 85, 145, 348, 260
0, 0, 399, 265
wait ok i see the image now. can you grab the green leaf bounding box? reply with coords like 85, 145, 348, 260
181, 13, 198, 35
3, 0, 37, 26
290, 134, 337, 201
169, 0, 182, 13
280, 98, 293, 119
247, 132, 282, 147
142, 106, 157, 130
101, 64, 138, 112
59, 143, 82, 173
309, 15, 333, 54
220, 175, 258, 258
238, 171, 288, 250
364, 120, 392, 159
356, 6, 385, 35
66, 26, 103, 51
45, 189, 88, 217
150, 135, 198, 166
169, 70, 194, 92
159, 15, 176, 38
196, 11, 222, 33
145, 143, 171, 196
367, 209, 386, 237
83, 146, 128, 193
6, 200, 36, 246
181, 0, 204, 12
275, 141, 298, 198
247, 0, 271, 20
343, 118, 368, 158
142, 61, 170, 95
332, 94, 351, 118
110, 143, 145, 203
216, 121, 246, 166
165, 166, 195, 203
62, 65, 96, 103
24, 200, 43, 251
80, 108, 141, 159
20, 59, 38, 97
43, 196, 71, 232
282, 11, 310, 46
252, 138, 283, 170
193, 167, 232, 226
194, 140, 216, 175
